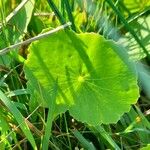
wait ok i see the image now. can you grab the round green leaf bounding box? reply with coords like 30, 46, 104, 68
24, 30, 139, 125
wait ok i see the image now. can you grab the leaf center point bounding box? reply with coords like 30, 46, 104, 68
77, 76, 85, 83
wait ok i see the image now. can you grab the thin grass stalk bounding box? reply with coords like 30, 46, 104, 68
47, 0, 66, 24
64, 0, 76, 31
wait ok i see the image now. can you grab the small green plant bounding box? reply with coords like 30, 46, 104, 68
24, 29, 139, 149
24, 29, 139, 125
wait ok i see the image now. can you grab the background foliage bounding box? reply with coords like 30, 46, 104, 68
0, 0, 150, 149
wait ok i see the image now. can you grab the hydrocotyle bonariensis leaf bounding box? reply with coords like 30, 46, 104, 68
24, 29, 139, 125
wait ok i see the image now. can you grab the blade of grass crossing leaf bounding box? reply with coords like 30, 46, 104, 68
105, 0, 150, 63
119, 6, 150, 30
61, 0, 66, 18
64, 0, 76, 31
47, 0, 66, 24
73, 130, 96, 150
0, 90, 37, 150
42, 81, 58, 150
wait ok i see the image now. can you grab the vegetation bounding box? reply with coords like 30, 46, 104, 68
0, 0, 150, 149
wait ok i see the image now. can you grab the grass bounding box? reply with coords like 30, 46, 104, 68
0, 0, 150, 149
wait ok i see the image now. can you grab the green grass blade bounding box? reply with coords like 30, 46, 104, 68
122, 106, 150, 144
47, 0, 65, 24
72, 130, 96, 150
0, 90, 37, 150
134, 105, 150, 129
6, 89, 28, 97
90, 126, 121, 150
105, 0, 150, 62
42, 81, 58, 150
64, 0, 76, 31
119, 6, 150, 30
